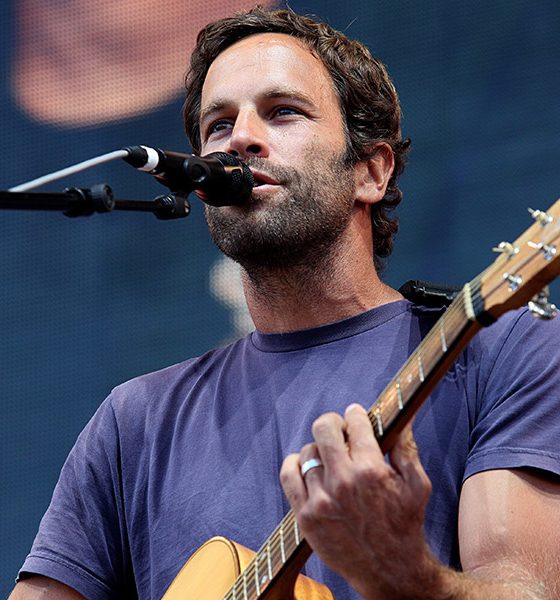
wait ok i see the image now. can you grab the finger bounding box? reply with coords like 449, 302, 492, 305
298, 442, 325, 492
280, 453, 308, 510
298, 442, 319, 466
310, 412, 349, 473
389, 422, 418, 468
344, 403, 384, 462
389, 422, 431, 500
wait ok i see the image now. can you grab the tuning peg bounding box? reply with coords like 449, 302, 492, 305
527, 241, 557, 261
528, 287, 557, 320
503, 272, 523, 291
528, 207, 553, 225
492, 241, 518, 256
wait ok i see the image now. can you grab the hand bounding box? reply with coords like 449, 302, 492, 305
280, 403, 436, 599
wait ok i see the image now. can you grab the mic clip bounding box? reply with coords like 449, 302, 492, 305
0, 185, 191, 220
65, 185, 191, 220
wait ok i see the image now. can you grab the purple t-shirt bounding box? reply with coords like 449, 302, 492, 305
19, 300, 560, 599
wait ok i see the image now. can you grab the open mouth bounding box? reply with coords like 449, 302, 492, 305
251, 172, 279, 188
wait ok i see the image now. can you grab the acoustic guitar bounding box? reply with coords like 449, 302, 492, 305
163, 201, 560, 600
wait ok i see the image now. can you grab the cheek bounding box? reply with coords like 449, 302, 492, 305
270, 125, 343, 166
199, 129, 231, 155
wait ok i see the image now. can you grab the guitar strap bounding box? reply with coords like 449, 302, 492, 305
398, 279, 461, 308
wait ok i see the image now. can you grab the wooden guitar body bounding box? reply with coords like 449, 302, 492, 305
162, 536, 333, 600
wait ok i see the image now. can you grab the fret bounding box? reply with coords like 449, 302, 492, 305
255, 556, 260, 595
462, 283, 476, 321
267, 538, 273, 581
396, 377, 403, 410
439, 318, 448, 352
257, 548, 269, 590
208, 213, 556, 600
417, 351, 425, 382
374, 406, 383, 436
243, 567, 248, 600
280, 521, 286, 563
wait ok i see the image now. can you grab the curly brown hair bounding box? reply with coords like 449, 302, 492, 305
183, 8, 410, 269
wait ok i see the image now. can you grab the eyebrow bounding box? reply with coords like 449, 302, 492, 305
199, 87, 318, 125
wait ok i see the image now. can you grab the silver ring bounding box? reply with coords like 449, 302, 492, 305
300, 457, 323, 477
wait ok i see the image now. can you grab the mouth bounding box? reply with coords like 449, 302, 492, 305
251, 171, 280, 188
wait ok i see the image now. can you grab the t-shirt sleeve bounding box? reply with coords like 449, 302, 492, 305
18, 394, 133, 599
464, 308, 560, 482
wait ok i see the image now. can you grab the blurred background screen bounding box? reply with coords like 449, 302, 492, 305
1, 1, 559, 594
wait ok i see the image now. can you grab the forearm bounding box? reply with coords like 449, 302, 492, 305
438, 562, 544, 600
357, 555, 547, 600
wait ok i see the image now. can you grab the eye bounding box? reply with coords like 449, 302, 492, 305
271, 106, 302, 118
206, 119, 233, 137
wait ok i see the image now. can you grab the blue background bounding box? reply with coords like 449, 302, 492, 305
1, 1, 559, 595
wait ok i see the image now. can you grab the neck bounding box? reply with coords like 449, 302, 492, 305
242, 239, 402, 334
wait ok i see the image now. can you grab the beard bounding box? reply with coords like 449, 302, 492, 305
204, 146, 356, 271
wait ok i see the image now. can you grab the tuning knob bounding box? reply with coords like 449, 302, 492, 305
528, 207, 553, 226
503, 273, 523, 291
492, 241, 518, 257
528, 287, 557, 320
528, 241, 557, 261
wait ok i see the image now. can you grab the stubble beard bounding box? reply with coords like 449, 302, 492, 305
204, 147, 356, 276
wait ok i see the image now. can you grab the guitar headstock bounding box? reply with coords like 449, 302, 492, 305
479, 199, 560, 320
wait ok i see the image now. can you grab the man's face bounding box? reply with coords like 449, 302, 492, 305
199, 32, 357, 269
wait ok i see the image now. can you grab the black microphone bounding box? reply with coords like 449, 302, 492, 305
122, 145, 254, 206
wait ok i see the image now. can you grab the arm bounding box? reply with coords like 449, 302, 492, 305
9, 576, 86, 600
280, 404, 559, 599
455, 468, 560, 599
13, 395, 131, 599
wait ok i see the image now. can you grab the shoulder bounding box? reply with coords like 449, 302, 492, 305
60, 335, 255, 486
467, 306, 560, 376
105, 335, 252, 424
444, 305, 560, 411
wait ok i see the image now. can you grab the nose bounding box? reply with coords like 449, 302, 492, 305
227, 110, 269, 159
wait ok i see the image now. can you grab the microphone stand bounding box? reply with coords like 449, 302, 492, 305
0, 184, 190, 220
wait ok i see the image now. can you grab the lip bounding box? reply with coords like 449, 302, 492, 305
250, 171, 281, 188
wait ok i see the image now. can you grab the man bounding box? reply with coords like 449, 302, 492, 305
11, 8, 560, 599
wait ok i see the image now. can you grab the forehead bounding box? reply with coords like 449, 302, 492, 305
201, 32, 340, 110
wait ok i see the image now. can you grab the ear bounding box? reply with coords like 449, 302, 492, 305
354, 143, 395, 206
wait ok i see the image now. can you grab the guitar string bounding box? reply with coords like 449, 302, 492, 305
366, 281, 471, 423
